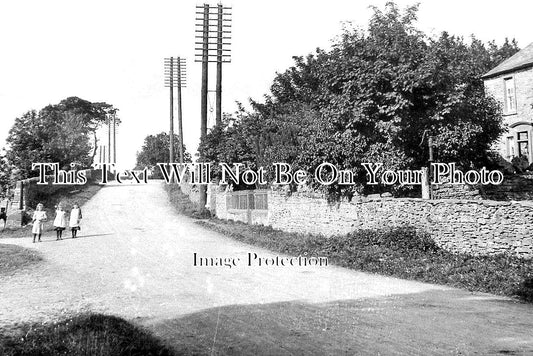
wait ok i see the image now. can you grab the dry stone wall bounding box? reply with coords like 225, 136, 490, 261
432, 174, 533, 201
215, 188, 533, 257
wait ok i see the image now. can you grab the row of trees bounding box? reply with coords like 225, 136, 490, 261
1, 95, 192, 196
0, 97, 118, 197
198, 2, 518, 197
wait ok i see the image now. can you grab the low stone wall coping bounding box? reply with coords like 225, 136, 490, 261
214, 187, 533, 257
274, 191, 533, 208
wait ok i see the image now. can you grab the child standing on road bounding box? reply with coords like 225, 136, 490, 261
31, 203, 47, 243
53, 203, 67, 240
69, 203, 82, 238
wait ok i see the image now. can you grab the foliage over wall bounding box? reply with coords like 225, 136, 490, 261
199, 2, 519, 198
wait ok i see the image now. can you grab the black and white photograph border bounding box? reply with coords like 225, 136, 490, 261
1, 0, 533, 355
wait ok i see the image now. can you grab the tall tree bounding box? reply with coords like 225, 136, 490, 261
0, 150, 11, 197
53, 97, 118, 163
199, 2, 517, 197
135, 132, 192, 178
6, 97, 118, 179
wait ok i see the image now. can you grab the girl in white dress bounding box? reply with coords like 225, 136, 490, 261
53, 204, 67, 240
69, 203, 82, 238
32, 203, 47, 243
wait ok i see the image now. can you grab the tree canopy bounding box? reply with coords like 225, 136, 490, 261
5, 97, 118, 180
199, 2, 518, 197
0, 150, 11, 198
135, 132, 192, 178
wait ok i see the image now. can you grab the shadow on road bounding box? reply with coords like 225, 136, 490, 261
146, 291, 533, 356
35, 233, 115, 243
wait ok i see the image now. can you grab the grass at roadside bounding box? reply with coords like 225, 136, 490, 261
164, 184, 211, 219
0, 244, 43, 276
0, 313, 175, 356
198, 218, 533, 303
0, 183, 102, 239
163, 185, 533, 302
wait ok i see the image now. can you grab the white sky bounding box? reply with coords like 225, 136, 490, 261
1, 0, 532, 169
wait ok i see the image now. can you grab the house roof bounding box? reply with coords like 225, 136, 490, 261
482, 42, 533, 79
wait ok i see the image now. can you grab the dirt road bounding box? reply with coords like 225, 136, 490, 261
1, 181, 533, 355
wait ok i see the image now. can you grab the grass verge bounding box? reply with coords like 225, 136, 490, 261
164, 184, 211, 219
198, 218, 533, 303
0, 244, 43, 276
0, 183, 102, 239
163, 184, 533, 302
0, 313, 176, 356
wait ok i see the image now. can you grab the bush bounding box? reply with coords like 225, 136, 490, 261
199, 219, 533, 302
21, 211, 32, 225
511, 156, 529, 173
0, 313, 175, 356
486, 151, 515, 174
344, 227, 440, 253
515, 277, 533, 302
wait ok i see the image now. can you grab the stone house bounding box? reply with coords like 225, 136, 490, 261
483, 43, 533, 163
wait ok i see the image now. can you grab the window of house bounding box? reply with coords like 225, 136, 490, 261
506, 136, 515, 160
517, 131, 529, 158
504, 77, 517, 114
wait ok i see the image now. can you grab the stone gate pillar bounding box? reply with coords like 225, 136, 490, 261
6, 180, 25, 227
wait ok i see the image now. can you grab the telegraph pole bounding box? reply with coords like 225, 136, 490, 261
216, 4, 223, 126
168, 57, 175, 164
200, 3, 209, 140
165, 57, 187, 164
177, 56, 185, 163
112, 112, 116, 164
195, 3, 232, 206
428, 135, 434, 199
420, 130, 434, 199
107, 115, 111, 164
195, 3, 232, 127
199, 7, 209, 208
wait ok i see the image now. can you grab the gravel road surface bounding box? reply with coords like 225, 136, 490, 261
1, 181, 532, 355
